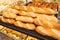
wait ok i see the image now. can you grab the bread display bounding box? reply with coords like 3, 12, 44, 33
14, 6, 56, 14
0, 17, 35, 30
0, 25, 38, 40
16, 16, 34, 23
0, 0, 60, 40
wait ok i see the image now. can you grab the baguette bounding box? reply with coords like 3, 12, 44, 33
49, 16, 58, 22
18, 11, 36, 17
3, 8, 20, 14
14, 6, 56, 14
41, 15, 60, 29
41, 14, 58, 22
1, 17, 15, 24
15, 16, 34, 23
14, 21, 35, 30
36, 15, 54, 28
36, 14, 60, 29
3, 12, 17, 19
36, 26, 60, 39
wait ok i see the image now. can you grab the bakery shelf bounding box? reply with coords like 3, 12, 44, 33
0, 21, 57, 40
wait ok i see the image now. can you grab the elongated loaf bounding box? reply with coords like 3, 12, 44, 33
3, 12, 17, 19
34, 15, 54, 28
49, 16, 58, 22
1, 17, 15, 24
38, 14, 58, 22
14, 21, 35, 30
3, 8, 20, 14
18, 11, 36, 17
36, 14, 59, 29
36, 26, 60, 39
14, 6, 56, 14
15, 16, 34, 23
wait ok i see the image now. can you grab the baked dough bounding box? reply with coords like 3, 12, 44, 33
36, 26, 60, 39
1, 17, 15, 24
3, 12, 17, 18
18, 11, 36, 17
14, 6, 56, 14
14, 21, 35, 30
15, 16, 34, 23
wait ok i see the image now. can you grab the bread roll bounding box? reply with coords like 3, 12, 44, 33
14, 6, 56, 14
16, 16, 34, 23
18, 11, 36, 17
14, 21, 35, 30
3, 12, 17, 18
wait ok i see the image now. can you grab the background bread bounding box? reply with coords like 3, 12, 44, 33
14, 6, 56, 14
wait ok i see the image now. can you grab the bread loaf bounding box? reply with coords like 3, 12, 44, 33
14, 6, 56, 14
14, 21, 35, 30
16, 16, 34, 23
1, 17, 15, 24
36, 26, 60, 39
3, 12, 17, 18
18, 11, 36, 17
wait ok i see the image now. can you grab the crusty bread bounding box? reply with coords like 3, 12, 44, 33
14, 6, 56, 14
15, 16, 34, 23
14, 21, 35, 30
36, 26, 60, 39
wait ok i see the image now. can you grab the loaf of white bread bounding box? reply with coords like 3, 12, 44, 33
16, 16, 34, 23
36, 26, 60, 39
14, 6, 56, 14
34, 14, 60, 29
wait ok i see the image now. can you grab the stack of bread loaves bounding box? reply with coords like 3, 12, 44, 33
0, 0, 60, 40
